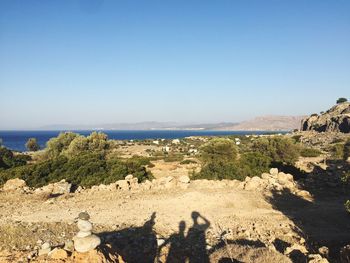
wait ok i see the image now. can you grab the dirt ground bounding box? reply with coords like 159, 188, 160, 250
1, 176, 349, 262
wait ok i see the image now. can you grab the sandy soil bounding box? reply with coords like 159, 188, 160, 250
1, 178, 349, 262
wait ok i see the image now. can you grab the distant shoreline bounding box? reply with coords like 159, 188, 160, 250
0, 130, 287, 152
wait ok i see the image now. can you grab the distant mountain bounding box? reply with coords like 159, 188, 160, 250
217, 116, 305, 131
39, 116, 304, 131
39, 122, 238, 131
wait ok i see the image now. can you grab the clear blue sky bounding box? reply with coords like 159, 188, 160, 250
0, 0, 349, 129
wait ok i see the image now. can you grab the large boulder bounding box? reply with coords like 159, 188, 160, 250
2, 178, 26, 191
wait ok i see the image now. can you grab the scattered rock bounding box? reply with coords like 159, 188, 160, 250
52, 179, 72, 195
270, 168, 279, 176
64, 240, 74, 252
72, 246, 120, 263
318, 246, 329, 258
38, 242, 51, 256
308, 253, 329, 263
125, 174, 134, 181
244, 176, 264, 190
178, 175, 190, 184
48, 248, 68, 260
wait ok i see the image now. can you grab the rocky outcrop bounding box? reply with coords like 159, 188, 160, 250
301, 102, 350, 133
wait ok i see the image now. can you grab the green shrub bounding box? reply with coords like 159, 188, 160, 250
0, 147, 30, 169
300, 148, 322, 157
329, 144, 344, 159
45, 132, 78, 158
291, 135, 302, 143
344, 139, 350, 161
44, 132, 110, 159
238, 152, 271, 178
192, 161, 245, 181
0, 153, 153, 188
345, 200, 350, 214
252, 137, 300, 165
64, 132, 109, 157
164, 154, 184, 162
337, 97, 348, 104
180, 159, 197, 165
341, 171, 350, 184
25, 138, 40, 151
200, 138, 238, 165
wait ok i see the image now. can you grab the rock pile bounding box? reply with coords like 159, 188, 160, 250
1, 169, 312, 201
241, 168, 312, 200
73, 212, 101, 253
34, 179, 72, 195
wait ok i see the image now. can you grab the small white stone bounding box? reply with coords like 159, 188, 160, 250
125, 174, 133, 181
178, 175, 190, 184
77, 219, 93, 232
77, 231, 92, 238
41, 242, 51, 250
270, 168, 279, 176
73, 234, 101, 253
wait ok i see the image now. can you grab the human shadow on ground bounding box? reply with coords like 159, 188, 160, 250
98, 212, 158, 263
266, 159, 350, 262
97, 210, 285, 263
97, 211, 213, 263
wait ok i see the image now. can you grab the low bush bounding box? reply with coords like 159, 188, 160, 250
0, 153, 153, 188
44, 132, 110, 159
291, 135, 302, 143
180, 159, 197, 165
200, 138, 238, 165
238, 152, 271, 178
164, 154, 184, 162
345, 200, 350, 214
329, 144, 344, 160
300, 148, 322, 157
252, 137, 300, 165
0, 147, 30, 169
344, 139, 350, 161
192, 161, 245, 181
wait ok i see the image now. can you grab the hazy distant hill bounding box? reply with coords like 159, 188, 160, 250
40, 122, 238, 130
39, 117, 303, 131
218, 116, 305, 131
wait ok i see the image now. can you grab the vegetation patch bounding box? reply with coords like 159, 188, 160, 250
300, 148, 322, 157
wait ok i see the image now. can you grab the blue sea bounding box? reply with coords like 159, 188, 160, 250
0, 130, 281, 152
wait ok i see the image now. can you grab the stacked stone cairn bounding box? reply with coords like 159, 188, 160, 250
73, 212, 101, 253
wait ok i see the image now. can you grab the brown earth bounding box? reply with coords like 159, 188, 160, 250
1, 171, 349, 262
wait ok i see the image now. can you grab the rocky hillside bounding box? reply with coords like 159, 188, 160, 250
301, 102, 350, 133
220, 115, 305, 131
